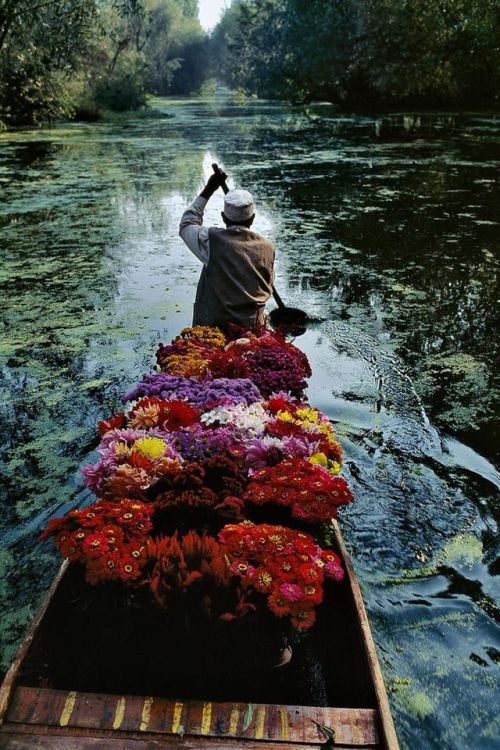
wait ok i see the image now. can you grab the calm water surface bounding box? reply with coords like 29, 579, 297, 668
0, 94, 499, 749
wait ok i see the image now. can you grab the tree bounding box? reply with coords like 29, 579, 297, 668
211, 0, 500, 109
0, 0, 98, 124
0, 0, 209, 126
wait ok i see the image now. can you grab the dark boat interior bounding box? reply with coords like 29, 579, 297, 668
16, 563, 377, 711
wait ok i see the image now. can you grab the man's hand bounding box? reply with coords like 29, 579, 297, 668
200, 170, 228, 200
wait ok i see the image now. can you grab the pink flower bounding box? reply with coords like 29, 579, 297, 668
245, 436, 285, 468
325, 560, 344, 581
282, 435, 319, 459
279, 582, 304, 602
82, 463, 105, 493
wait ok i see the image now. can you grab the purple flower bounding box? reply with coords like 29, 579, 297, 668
171, 424, 244, 462
123, 375, 262, 410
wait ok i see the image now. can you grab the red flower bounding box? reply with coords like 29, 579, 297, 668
267, 397, 296, 415
161, 401, 200, 431
98, 412, 126, 436
206, 350, 250, 379
290, 607, 316, 630
243, 459, 353, 523
128, 398, 200, 432
268, 589, 291, 617
127, 451, 155, 471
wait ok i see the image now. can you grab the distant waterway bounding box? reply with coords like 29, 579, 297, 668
0, 94, 499, 749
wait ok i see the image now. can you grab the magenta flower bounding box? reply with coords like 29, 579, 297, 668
279, 583, 304, 602
325, 560, 344, 581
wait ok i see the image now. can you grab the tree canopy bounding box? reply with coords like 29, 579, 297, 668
1, 0, 499, 126
0, 0, 208, 125
212, 0, 500, 108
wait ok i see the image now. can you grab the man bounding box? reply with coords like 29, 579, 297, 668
179, 170, 275, 330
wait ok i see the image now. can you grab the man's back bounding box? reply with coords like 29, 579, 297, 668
193, 226, 274, 329
179, 174, 276, 331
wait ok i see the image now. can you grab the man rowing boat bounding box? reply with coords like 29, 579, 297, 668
179, 169, 275, 330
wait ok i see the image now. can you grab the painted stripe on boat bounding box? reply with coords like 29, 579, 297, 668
201, 702, 212, 734
254, 705, 266, 739
280, 706, 290, 740
229, 705, 239, 735
112, 697, 126, 730
172, 700, 183, 733
139, 696, 153, 731
59, 691, 77, 727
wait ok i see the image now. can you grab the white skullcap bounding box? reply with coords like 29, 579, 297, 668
223, 189, 255, 222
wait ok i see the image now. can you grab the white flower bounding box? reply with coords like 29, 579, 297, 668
201, 402, 267, 436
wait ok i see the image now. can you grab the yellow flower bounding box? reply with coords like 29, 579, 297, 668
309, 452, 328, 468
132, 436, 166, 460
328, 461, 341, 476
319, 422, 333, 435
296, 407, 320, 423
276, 410, 294, 422
178, 326, 226, 348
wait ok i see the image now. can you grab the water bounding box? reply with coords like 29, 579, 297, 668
0, 94, 499, 749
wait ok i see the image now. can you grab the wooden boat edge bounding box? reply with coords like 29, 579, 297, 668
0, 560, 69, 726
332, 521, 400, 750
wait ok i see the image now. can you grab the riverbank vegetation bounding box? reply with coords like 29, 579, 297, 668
1, 0, 499, 127
0, 0, 207, 126
213, 0, 500, 110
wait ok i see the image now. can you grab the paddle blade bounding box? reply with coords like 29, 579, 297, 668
269, 306, 309, 336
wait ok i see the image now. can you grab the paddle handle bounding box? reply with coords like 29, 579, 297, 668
212, 163, 229, 195
212, 162, 283, 309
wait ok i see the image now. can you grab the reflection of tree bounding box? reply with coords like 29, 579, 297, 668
0, 126, 206, 530
217, 111, 499, 455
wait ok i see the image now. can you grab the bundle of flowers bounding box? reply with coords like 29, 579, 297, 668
147, 531, 241, 618
155, 326, 312, 399
265, 398, 343, 473
219, 522, 344, 630
43, 324, 354, 637
155, 339, 213, 377
244, 458, 353, 523
82, 430, 182, 500
220, 334, 312, 399
123, 374, 262, 410
41, 498, 153, 585
174, 325, 227, 349
200, 402, 268, 437
154, 454, 246, 517
171, 423, 245, 463
155, 326, 227, 375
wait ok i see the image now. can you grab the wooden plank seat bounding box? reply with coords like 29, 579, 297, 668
2, 686, 378, 747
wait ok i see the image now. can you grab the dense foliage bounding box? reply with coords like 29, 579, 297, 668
0, 0, 208, 126
2, 0, 498, 125
213, 0, 500, 109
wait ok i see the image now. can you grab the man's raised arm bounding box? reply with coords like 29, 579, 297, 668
178, 171, 228, 266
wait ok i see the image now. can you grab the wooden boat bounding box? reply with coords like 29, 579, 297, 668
0, 521, 400, 750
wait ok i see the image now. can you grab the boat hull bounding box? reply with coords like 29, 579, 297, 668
0, 522, 400, 749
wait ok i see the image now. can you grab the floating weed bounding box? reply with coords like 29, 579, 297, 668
439, 534, 483, 570
400, 690, 434, 719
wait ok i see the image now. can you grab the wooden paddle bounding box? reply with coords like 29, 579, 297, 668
211, 163, 309, 334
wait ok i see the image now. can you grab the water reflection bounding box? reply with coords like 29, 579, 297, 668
0, 97, 498, 750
